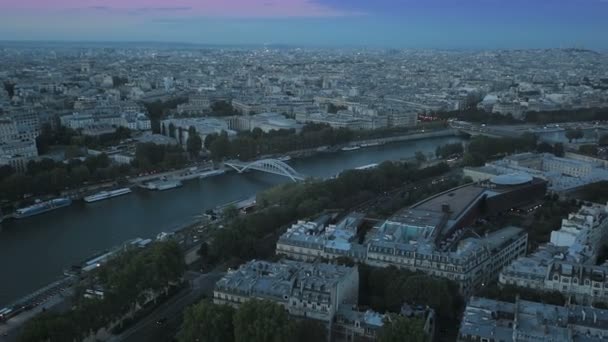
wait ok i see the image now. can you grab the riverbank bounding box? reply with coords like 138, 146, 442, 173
271, 128, 464, 159
0, 134, 465, 307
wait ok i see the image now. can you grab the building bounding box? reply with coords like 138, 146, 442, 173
295, 112, 389, 130
458, 297, 608, 342
227, 112, 302, 133
550, 203, 608, 263
278, 179, 546, 296
213, 259, 359, 323
499, 203, 608, 304
499, 249, 608, 305
160, 117, 236, 147
60, 112, 151, 132
276, 213, 368, 262
0, 112, 40, 172
465, 153, 608, 193
176, 95, 211, 116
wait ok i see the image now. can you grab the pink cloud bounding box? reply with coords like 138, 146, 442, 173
0, 0, 355, 17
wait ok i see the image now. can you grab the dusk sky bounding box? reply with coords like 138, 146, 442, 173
0, 0, 607, 49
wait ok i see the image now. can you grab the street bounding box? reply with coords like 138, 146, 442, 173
111, 271, 225, 342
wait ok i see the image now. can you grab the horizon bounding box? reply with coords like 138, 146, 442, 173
0, 0, 607, 50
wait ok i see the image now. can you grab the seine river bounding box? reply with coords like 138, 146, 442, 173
0, 135, 464, 306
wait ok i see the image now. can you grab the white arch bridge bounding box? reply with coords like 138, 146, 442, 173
224, 159, 305, 182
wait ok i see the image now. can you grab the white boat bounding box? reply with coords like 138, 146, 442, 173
84, 188, 132, 203
355, 163, 379, 171
155, 180, 183, 191
361, 142, 381, 148
143, 179, 183, 191
277, 156, 292, 162
199, 169, 225, 179
341, 146, 361, 152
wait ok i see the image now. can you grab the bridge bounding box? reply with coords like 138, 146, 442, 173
224, 159, 305, 182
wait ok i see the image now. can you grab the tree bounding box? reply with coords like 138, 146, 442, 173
233, 300, 291, 342
327, 103, 347, 114
377, 315, 426, 342
179, 301, 235, 342
537, 142, 554, 153
415, 151, 427, 164
599, 134, 608, 146
553, 143, 565, 157
211, 101, 237, 116
288, 319, 327, 342
223, 204, 240, 220
198, 242, 209, 258
186, 126, 203, 158
565, 128, 584, 143
3, 81, 15, 98
209, 131, 230, 161
0, 164, 15, 182
579, 144, 598, 156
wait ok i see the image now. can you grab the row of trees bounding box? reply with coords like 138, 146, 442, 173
204, 122, 445, 162
0, 154, 131, 202
435, 142, 464, 159
208, 161, 451, 264
437, 107, 608, 125
180, 299, 427, 342
358, 265, 462, 321
143, 97, 188, 133
132, 142, 188, 171
180, 300, 326, 342
1, 139, 194, 202
462, 134, 539, 166
205, 124, 355, 161
19, 241, 185, 342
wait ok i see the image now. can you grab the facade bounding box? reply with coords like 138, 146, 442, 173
176, 95, 211, 116
499, 203, 608, 304
226, 112, 303, 133
160, 117, 236, 147
459, 297, 608, 342
295, 112, 389, 130
60, 112, 151, 132
550, 203, 608, 263
0, 112, 40, 172
276, 213, 368, 262
213, 259, 359, 322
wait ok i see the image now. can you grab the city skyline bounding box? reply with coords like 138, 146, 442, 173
0, 0, 607, 49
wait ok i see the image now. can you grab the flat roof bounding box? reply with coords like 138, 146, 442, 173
413, 184, 486, 221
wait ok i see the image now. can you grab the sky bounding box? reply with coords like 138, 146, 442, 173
0, 0, 607, 49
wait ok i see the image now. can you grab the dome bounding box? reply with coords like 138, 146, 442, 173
491, 173, 533, 186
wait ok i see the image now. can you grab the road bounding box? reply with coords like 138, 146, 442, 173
110, 271, 225, 342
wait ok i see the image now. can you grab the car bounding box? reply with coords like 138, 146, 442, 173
156, 317, 167, 325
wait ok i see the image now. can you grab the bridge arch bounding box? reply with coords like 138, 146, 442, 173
225, 159, 305, 182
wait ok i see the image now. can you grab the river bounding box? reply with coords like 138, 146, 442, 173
0, 135, 464, 306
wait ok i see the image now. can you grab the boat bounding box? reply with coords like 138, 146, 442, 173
341, 146, 361, 152
277, 156, 292, 162
355, 163, 379, 171
14, 197, 72, 219
84, 188, 132, 203
199, 169, 226, 179
155, 180, 183, 191
361, 142, 381, 148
